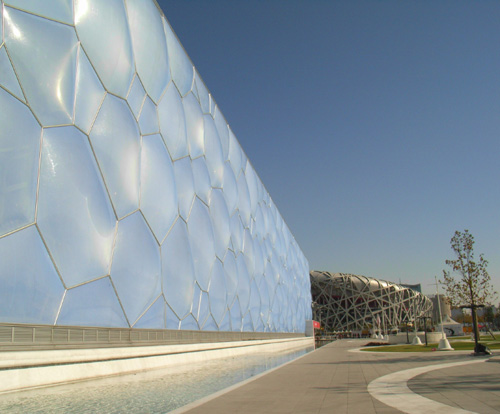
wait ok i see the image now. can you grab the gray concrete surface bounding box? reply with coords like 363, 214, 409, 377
175, 338, 498, 414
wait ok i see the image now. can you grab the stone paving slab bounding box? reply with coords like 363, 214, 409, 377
175, 339, 498, 414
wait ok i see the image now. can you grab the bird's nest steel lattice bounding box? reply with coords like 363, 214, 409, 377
310, 271, 432, 333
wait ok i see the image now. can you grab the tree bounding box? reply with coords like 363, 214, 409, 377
441, 230, 497, 352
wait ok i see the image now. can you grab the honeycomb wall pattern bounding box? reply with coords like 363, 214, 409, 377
0, 0, 312, 333
310, 271, 432, 333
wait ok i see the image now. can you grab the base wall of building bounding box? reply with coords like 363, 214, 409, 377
0, 337, 313, 393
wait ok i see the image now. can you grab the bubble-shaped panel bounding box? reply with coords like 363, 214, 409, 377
222, 163, 238, 214
4, 7, 78, 125
75, 0, 134, 98
191, 156, 211, 205
125, 0, 170, 103
204, 114, 224, 188
127, 75, 146, 120
37, 126, 116, 287
141, 134, 177, 242
194, 70, 210, 114
163, 17, 193, 96
237, 173, 251, 228
183, 93, 204, 159
110, 212, 161, 325
214, 107, 229, 161
0, 88, 40, 237
209, 260, 227, 326
0, 46, 25, 102
187, 199, 216, 291
197, 290, 210, 328
223, 251, 238, 308
173, 157, 195, 220
162, 218, 196, 319
203, 315, 218, 331
138, 96, 159, 135
158, 82, 188, 160
90, 94, 141, 218
0, 226, 64, 324
230, 213, 244, 254
133, 296, 165, 329
4, 0, 73, 24
166, 303, 181, 330
74, 46, 106, 134
57, 277, 128, 327
236, 254, 251, 316
228, 127, 243, 176
180, 313, 198, 330
209, 189, 231, 260
229, 299, 242, 332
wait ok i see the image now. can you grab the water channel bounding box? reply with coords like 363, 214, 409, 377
0, 346, 314, 413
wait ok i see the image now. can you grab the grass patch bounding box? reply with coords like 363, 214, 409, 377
361, 341, 500, 352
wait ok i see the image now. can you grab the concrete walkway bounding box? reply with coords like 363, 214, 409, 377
174, 339, 499, 414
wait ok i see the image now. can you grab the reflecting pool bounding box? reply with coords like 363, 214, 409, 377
0, 346, 313, 413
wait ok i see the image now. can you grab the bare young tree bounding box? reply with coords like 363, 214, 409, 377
442, 230, 497, 350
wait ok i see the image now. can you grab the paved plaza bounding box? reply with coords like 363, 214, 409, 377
174, 339, 499, 414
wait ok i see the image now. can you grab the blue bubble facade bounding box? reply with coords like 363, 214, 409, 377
0, 0, 311, 333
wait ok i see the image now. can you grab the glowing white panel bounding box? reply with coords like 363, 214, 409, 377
173, 157, 195, 220
209, 260, 226, 325
197, 291, 210, 327
162, 218, 196, 319
75, 0, 134, 98
4, 7, 78, 125
191, 156, 211, 204
133, 297, 165, 329
219, 312, 231, 331
223, 251, 238, 308
250, 279, 263, 332
125, 0, 169, 103
180, 313, 198, 330
245, 162, 259, 217
0, 46, 24, 102
4, 0, 73, 24
90, 94, 141, 218
158, 82, 188, 159
237, 173, 251, 228
187, 198, 216, 291
0, 88, 40, 236
138, 96, 159, 135
236, 254, 250, 316
183, 93, 204, 159
222, 163, 238, 214
228, 127, 243, 176
203, 315, 218, 331
141, 134, 177, 242
230, 213, 244, 254
166, 303, 180, 330
57, 277, 128, 327
194, 70, 210, 113
0, 226, 64, 324
74, 46, 105, 134
163, 17, 193, 96
242, 229, 255, 279
204, 114, 224, 188
214, 107, 229, 161
242, 312, 253, 332
127, 75, 146, 120
229, 299, 242, 332
110, 212, 161, 325
209, 94, 216, 117
37, 126, 116, 287
209, 189, 230, 260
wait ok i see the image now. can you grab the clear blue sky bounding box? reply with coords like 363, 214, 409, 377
158, 0, 500, 298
